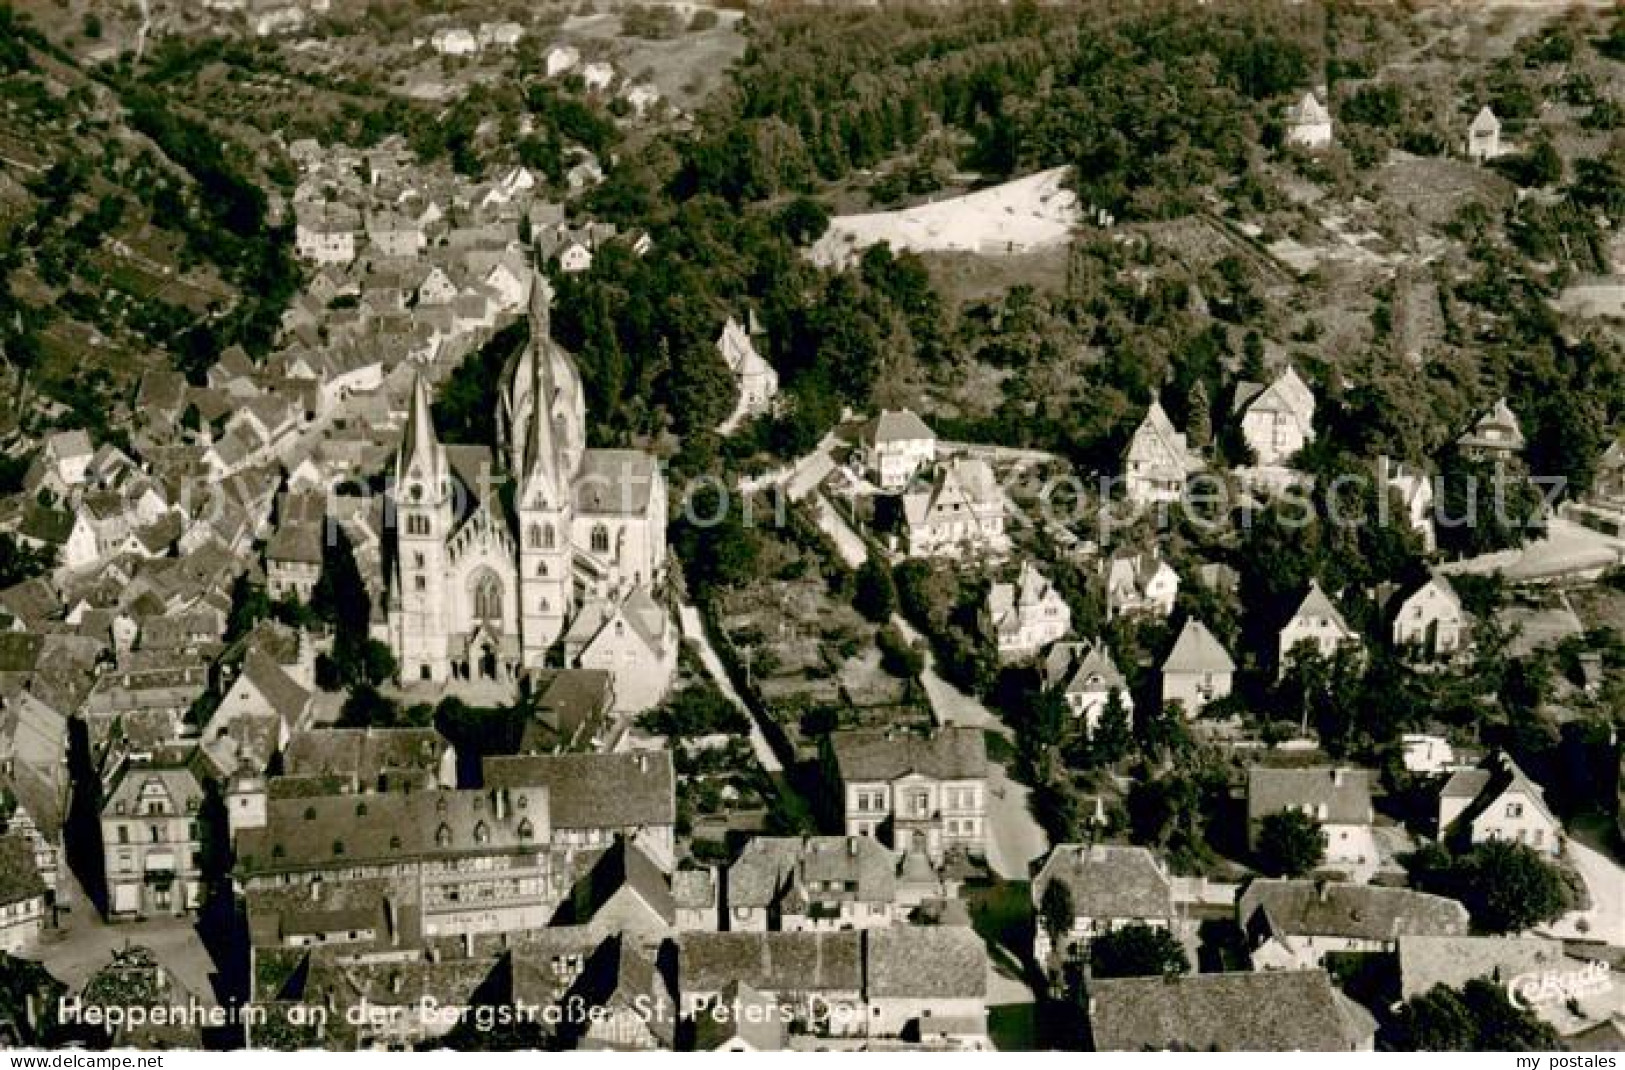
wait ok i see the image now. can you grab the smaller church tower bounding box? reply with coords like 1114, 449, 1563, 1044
393, 374, 454, 683
225, 757, 267, 837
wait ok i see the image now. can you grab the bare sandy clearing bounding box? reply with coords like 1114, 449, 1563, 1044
808, 167, 1080, 269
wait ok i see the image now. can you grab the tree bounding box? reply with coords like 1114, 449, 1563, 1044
777, 197, 830, 245
1255, 809, 1325, 877
853, 558, 896, 623
1389, 979, 1558, 1051
1038, 879, 1076, 957
1089, 922, 1191, 980
1090, 690, 1132, 767
876, 623, 924, 678
1186, 380, 1212, 450
1462, 840, 1573, 934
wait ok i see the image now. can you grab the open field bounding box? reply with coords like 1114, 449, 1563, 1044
809, 167, 1080, 269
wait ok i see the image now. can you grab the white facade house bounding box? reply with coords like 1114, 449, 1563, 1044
1235, 365, 1316, 467
1457, 397, 1525, 463
1439, 753, 1562, 857
1248, 766, 1376, 875
1044, 640, 1132, 730
1278, 581, 1361, 674
1123, 399, 1202, 506
901, 458, 1009, 558
1285, 91, 1333, 149
984, 562, 1071, 661
1391, 575, 1467, 658
1466, 106, 1503, 162
1104, 552, 1179, 619
545, 45, 581, 77
1160, 618, 1235, 714
1030, 844, 1174, 970
294, 204, 359, 265
864, 409, 937, 490
716, 316, 779, 434
430, 27, 478, 56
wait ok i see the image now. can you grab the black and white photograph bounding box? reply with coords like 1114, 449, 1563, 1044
0, 0, 1619, 1055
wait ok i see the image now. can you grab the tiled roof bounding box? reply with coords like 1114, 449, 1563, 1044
1032, 844, 1173, 922
830, 727, 987, 783
1163, 619, 1235, 676
678, 931, 862, 995
1247, 767, 1373, 826
1241, 879, 1469, 943
1090, 969, 1375, 1051
864, 925, 985, 999
482, 751, 675, 830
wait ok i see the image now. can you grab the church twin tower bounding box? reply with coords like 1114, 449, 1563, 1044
388, 279, 667, 686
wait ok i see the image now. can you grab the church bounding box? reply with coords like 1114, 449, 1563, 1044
386, 277, 672, 704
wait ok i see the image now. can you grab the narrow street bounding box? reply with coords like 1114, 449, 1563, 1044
678, 604, 782, 774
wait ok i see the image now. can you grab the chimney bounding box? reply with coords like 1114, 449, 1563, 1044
847, 836, 857, 857
463, 931, 474, 958
1317, 880, 1330, 903
1332, 768, 1345, 787
636, 753, 648, 774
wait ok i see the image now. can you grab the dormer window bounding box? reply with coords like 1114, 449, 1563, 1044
473, 821, 490, 845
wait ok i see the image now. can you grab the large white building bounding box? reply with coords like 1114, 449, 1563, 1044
388, 280, 669, 688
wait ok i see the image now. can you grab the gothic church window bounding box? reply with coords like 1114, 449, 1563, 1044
474, 573, 503, 621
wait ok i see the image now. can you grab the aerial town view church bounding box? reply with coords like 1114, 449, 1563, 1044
389, 280, 668, 688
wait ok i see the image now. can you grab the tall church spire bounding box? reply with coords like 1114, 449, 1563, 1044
397, 372, 446, 490
521, 306, 563, 508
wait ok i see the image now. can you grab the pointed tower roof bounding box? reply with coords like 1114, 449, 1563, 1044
1291, 581, 1351, 635
1163, 619, 1236, 676
396, 372, 446, 491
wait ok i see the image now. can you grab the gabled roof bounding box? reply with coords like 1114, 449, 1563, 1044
864, 925, 985, 1000
482, 751, 675, 830
1241, 879, 1469, 944
677, 931, 862, 994
1286, 581, 1353, 636
1162, 619, 1235, 676
869, 408, 935, 445
829, 727, 987, 783
1445, 751, 1558, 834
1247, 766, 1373, 826
1032, 844, 1173, 922
1125, 400, 1200, 475
1089, 970, 1374, 1052
1470, 105, 1500, 133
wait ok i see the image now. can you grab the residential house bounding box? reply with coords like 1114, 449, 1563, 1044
863, 409, 937, 490
678, 931, 863, 1037
234, 785, 567, 942
365, 211, 425, 258
1247, 766, 1376, 874
278, 726, 457, 796
100, 750, 208, 919
545, 45, 581, 77
562, 587, 677, 716
555, 840, 675, 942
1467, 105, 1503, 161
1391, 575, 1468, 658
901, 459, 1010, 558
1278, 580, 1361, 674
519, 668, 614, 753
1123, 399, 1202, 506
581, 61, 616, 92
0, 835, 46, 953
673, 868, 719, 933
826, 727, 987, 862
1160, 618, 1236, 714
1380, 456, 1436, 553
1029, 844, 1175, 968
982, 561, 1071, 661
1104, 551, 1179, 619
1234, 365, 1316, 466
864, 925, 987, 1045
1438, 752, 1562, 857
1240, 879, 1470, 971
202, 650, 313, 777
1457, 397, 1525, 463
430, 26, 478, 56
1042, 640, 1132, 729
39, 430, 93, 489
691, 980, 787, 1051
1285, 91, 1333, 150
1088, 970, 1377, 1051
294, 204, 359, 265
562, 936, 675, 1051
482, 751, 677, 872
715, 317, 778, 434
724, 835, 898, 932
